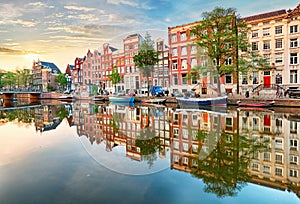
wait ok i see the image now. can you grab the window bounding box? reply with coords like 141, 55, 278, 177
183, 143, 189, 151
290, 169, 298, 177
263, 165, 270, 174
275, 39, 283, 49
252, 163, 259, 171
263, 152, 271, 161
290, 121, 298, 133
275, 138, 283, 149
290, 25, 298, 34
290, 38, 298, 48
225, 58, 232, 65
225, 74, 232, 83
181, 59, 187, 69
252, 42, 258, 51
173, 141, 179, 149
172, 48, 178, 56
191, 45, 197, 54
181, 46, 187, 55
191, 58, 197, 68
182, 74, 188, 84
275, 53, 283, 65
172, 61, 178, 70
290, 139, 298, 150
190, 32, 197, 39
275, 154, 283, 164
290, 53, 298, 65
275, 168, 283, 176
171, 34, 177, 42
263, 28, 270, 36
290, 155, 298, 165
275, 26, 283, 35
263, 41, 270, 50
180, 32, 187, 41
252, 30, 258, 38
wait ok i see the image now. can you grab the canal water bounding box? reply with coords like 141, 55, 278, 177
0, 101, 299, 204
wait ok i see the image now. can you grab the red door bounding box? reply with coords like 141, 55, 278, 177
264, 76, 271, 88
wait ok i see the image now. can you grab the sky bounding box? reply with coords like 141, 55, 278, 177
0, 0, 299, 72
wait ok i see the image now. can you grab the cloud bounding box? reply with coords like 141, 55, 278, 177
0, 47, 40, 55
64, 5, 97, 12
107, 0, 154, 10
67, 14, 100, 21
0, 19, 37, 27
28, 1, 54, 9
0, 4, 23, 20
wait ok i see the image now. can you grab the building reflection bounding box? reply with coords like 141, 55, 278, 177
2, 102, 299, 198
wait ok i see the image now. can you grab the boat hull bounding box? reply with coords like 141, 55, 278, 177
176, 96, 227, 108
109, 96, 134, 103
237, 101, 274, 107
142, 98, 166, 104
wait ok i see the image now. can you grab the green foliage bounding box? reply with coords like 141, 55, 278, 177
133, 32, 159, 95
190, 7, 248, 95
54, 73, 67, 90
107, 65, 122, 92
2, 72, 16, 88
47, 84, 55, 91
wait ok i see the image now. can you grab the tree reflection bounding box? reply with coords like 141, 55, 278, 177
55, 107, 69, 121
136, 127, 160, 168
0, 109, 34, 125
189, 121, 267, 197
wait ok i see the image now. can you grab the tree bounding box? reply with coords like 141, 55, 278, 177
191, 7, 248, 96
54, 73, 67, 92
133, 32, 159, 96
2, 72, 16, 89
107, 65, 122, 93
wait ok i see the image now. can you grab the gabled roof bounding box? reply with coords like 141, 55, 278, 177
243, 9, 287, 22
41, 61, 61, 74
109, 46, 118, 52
69, 65, 75, 70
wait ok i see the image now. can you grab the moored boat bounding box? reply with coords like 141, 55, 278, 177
142, 98, 166, 104
92, 96, 106, 102
176, 96, 227, 108
237, 100, 275, 107
58, 95, 74, 102
109, 96, 134, 103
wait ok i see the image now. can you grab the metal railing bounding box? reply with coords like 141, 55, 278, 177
0, 86, 42, 93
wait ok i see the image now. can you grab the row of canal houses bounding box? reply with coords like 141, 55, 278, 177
32, 4, 300, 97
33, 101, 300, 197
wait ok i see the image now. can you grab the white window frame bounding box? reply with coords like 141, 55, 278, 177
263, 28, 270, 36
290, 25, 298, 34
290, 53, 298, 65
275, 39, 283, 49
275, 26, 283, 35
275, 53, 283, 65
290, 38, 298, 48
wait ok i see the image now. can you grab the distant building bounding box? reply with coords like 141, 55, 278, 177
123, 33, 143, 92
32, 60, 61, 92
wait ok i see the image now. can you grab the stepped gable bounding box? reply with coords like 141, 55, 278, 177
243, 9, 287, 21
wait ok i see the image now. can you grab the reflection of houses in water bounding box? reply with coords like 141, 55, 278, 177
73, 102, 101, 145
73, 102, 171, 161
170, 109, 228, 172
34, 105, 62, 132
169, 108, 300, 198
239, 109, 300, 198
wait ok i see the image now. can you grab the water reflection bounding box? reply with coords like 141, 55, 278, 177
1, 101, 300, 199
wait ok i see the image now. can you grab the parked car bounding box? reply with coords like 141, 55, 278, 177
171, 91, 183, 97
150, 86, 164, 97
285, 88, 300, 98
114, 91, 125, 96
128, 89, 136, 96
